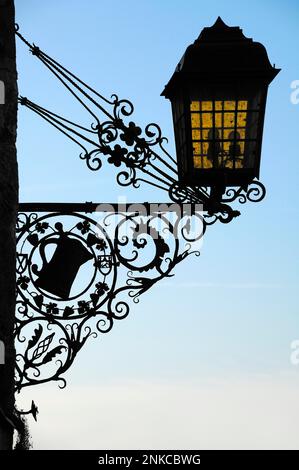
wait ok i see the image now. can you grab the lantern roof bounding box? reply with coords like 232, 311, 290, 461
162, 17, 280, 98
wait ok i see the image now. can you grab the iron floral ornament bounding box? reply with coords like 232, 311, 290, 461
15, 25, 266, 221
15, 204, 204, 391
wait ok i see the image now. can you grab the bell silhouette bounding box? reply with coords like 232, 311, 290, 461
34, 234, 93, 300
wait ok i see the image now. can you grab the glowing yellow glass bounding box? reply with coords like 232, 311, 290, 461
202, 113, 213, 128
191, 113, 200, 127
192, 142, 201, 154
190, 102, 200, 111
237, 112, 247, 127
190, 100, 248, 170
223, 112, 235, 127
192, 129, 201, 140
193, 156, 202, 168
224, 101, 236, 110
215, 113, 222, 127
238, 101, 248, 110
201, 101, 212, 110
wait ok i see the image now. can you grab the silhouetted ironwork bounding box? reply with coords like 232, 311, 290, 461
13, 21, 272, 395
15, 25, 266, 220
15, 203, 205, 391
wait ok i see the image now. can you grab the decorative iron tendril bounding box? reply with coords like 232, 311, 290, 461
15, 26, 265, 219
15, 204, 206, 391
221, 180, 266, 204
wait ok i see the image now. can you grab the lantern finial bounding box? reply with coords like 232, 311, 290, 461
212, 17, 228, 28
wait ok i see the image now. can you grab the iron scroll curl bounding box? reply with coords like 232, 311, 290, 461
15, 206, 204, 391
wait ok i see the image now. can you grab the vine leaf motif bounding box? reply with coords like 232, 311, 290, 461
27, 233, 39, 246
33, 294, 44, 309
95, 282, 109, 296
27, 324, 43, 351
76, 221, 91, 234
35, 222, 49, 233
63, 306, 75, 318
77, 300, 90, 314
42, 346, 65, 365
46, 303, 59, 315
86, 233, 100, 247
32, 333, 54, 361
96, 239, 107, 251
86, 234, 107, 251
17, 275, 30, 290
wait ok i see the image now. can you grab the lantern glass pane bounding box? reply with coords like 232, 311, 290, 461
190, 98, 260, 171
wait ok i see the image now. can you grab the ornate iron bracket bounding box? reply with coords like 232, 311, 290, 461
14, 26, 266, 395
15, 26, 266, 219
15, 202, 206, 391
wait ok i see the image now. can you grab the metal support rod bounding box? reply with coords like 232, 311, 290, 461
18, 202, 200, 214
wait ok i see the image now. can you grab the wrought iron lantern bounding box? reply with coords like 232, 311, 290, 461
162, 17, 280, 197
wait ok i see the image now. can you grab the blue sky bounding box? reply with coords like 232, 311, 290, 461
15, 0, 299, 449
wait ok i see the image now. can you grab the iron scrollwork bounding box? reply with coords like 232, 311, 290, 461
15, 205, 204, 391
221, 180, 266, 204
16, 27, 266, 216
